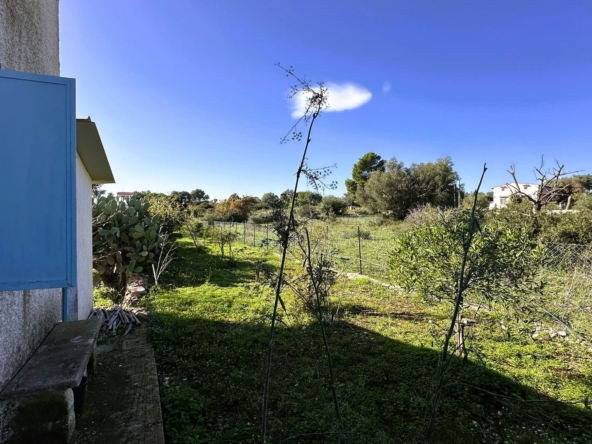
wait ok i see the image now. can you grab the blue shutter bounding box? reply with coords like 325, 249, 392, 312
0, 70, 76, 291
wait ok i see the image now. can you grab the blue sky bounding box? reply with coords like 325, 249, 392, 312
60, 0, 592, 200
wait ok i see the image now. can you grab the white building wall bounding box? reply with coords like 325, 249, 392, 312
490, 183, 539, 209
0, 0, 61, 389
76, 155, 94, 320
0, 0, 59, 75
0, 1, 63, 436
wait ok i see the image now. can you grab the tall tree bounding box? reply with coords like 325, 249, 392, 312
214, 193, 258, 222
170, 191, 192, 209
190, 189, 209, 203
260, 192, 282, 209
358, 157, 460, 219
346, 152, 386, 200
411, 157, 459, 208
357, 159, 414, 219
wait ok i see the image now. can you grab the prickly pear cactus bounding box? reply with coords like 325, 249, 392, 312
93, 195, 163, 284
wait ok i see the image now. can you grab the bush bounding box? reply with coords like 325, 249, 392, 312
537, 210, 592, 244
573, 193, 592, 210
249, 210, 274, 225
404, 204, 443, 227
204, 226, 238, 258
321, 196, 348, 217
181, 213, 204, 249
295, 204, 321, 220
93, 195, 164, 285
389, 209, 542, 305
146, 193, 185, 233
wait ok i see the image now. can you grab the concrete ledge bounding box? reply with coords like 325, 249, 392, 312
1, 320, 102, 399
5, 389, 75, 444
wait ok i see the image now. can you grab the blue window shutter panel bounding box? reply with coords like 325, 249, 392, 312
0, 70, 77, 291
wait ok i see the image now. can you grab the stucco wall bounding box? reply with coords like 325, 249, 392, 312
76, 155, 94, 321
0, 1, 62, 437
0, 0, 59, 75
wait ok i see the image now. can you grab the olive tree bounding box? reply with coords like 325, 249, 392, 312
358, 157, 459, 219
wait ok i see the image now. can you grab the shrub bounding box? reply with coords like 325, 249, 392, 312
404, 204, 443, 227
537, 210, 592, 245
295, 203, 321, 220
145, 193, 185, 233
204, 226, 238, 257
93, 195, 164, 286
249, 210, 274, 225
321, 196, 348, 217
389, 209, 542, 305
181, 213, 204, 249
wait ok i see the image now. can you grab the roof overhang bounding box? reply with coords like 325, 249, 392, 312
76, 118, 115, 184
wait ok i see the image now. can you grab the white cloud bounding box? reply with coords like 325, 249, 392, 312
382, 82, 391, 93
290, 82, 372, 118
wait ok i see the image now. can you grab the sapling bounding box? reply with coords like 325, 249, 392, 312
151, 228, 177, 289
426, 164, 488, 436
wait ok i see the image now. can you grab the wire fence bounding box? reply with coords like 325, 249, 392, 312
206, 219, 397, 280
540, 242, 592, 271
206, 219, 592, 281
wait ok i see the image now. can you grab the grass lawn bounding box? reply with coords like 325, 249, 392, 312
146, 236, 592, 443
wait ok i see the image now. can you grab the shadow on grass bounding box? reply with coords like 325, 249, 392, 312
159, 241, 268, 288
149, 309, 592, 444
339, 303, 447, 322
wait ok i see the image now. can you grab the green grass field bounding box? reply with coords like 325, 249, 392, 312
139, 232, 592, 443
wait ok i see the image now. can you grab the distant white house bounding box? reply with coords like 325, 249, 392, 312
116, 192, 135, 202
489, 183, 539, 209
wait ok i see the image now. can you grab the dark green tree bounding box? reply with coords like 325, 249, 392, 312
295, 191, 323, 207
322, 195, 348, 216
280, 189, 294, 206
462, 191, 491, 210
346, 152, 386, 200
357, 158, 414, 219
170, 191, 192, 209
358, 157, 460, 219
190, 188, 209, 203
260, 192, 281, 208
412, 157, 459, 208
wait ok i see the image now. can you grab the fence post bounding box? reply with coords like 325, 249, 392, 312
266, 224, 269, 251
243, 221, 246, 245
253, 224, 256, 246
358, 225, 363, 275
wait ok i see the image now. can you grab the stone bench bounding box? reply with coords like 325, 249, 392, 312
0, 319, 102, 443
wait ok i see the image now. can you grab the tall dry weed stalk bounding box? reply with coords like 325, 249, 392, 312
262, 64, 338, 443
